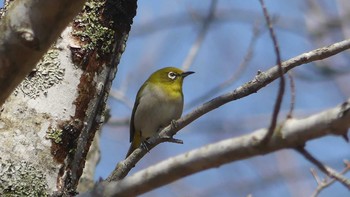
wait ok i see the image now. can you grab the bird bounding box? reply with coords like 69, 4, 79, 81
126, 67, 194, 158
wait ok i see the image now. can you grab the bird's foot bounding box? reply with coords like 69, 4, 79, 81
141, 140, 151, 153
170, 120, 178, 129
161, 136, 183, 144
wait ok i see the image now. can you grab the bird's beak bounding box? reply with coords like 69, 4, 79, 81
181, 71, 195, 78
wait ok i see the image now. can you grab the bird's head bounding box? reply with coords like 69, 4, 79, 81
148, 67, 194, 87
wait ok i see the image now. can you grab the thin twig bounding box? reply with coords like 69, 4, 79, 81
286, 72, 296, 119
310, 168, 323, 185
296, 147, 350, 190
132, 7, 303, 37
109, 89, 133, 109
187, 21, 263, 108
259, 0, 285, 144
106, 117, 129, 127
181, 0, 217, 71
311, 160, 350, 197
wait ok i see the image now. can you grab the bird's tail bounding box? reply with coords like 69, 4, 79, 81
343, 134, 349, 142
125, 133, 141, 158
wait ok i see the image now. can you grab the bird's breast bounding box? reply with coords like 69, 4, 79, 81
134, 84, 184, 139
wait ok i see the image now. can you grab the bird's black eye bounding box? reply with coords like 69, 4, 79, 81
168, 72, 177, 80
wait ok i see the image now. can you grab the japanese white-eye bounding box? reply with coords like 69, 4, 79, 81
126, 67, 194, 158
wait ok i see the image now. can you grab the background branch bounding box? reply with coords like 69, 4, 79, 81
181, 0, 217, 71
259, 0, 285, 143
296, 147, 350, 189
187, 21, 262, 108
286, 72, 296, 118
311, 160, 350, 197
105, 38, 350, 181
85, 97, 350, 196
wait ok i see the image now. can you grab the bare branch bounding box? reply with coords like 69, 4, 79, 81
296, 147, 350, 189
132, 8, 303, 37
311, 160, 350, 197
107, 117, 129, 127
187, 21, 262, 108
311, 168, 323, 186
181, 0, 217, 71
109, 89, 133, 109
83, 98, 350, 196
259, 0, 285, 144
286, 72, 296, 119
105, 38, 350, 181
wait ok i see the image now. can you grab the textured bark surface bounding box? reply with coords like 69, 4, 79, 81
0, 0, 86, 106
0, 26, 83, 195
0, 0, 137, 195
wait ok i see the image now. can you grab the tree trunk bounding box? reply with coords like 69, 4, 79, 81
0, 0, 137, 195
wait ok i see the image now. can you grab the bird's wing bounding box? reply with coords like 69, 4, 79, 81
129, 82, 147, 142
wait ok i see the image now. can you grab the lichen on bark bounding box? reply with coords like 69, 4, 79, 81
0, 158, 48, 196
14, 48, 65, 99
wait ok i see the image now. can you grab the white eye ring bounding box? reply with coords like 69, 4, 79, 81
168, 72, 177, 80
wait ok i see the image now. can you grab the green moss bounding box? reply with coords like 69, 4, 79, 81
73, 0, 115, 56
46, 128, 63, 144
0, 159, 48, 196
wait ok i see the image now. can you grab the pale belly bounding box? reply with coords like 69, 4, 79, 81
134, 86, 183, 139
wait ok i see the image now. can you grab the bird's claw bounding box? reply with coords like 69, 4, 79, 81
170, 120, 178, 129
141, 140, 151, 153
161, 136, 183, 144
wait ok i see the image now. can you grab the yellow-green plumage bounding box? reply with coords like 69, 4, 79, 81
126, 67, 194, 158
